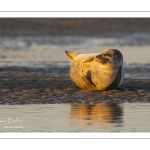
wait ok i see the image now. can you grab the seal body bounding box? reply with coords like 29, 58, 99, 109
65, 49, 124, 91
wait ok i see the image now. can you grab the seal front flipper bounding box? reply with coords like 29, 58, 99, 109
81, 70, 96, 89
82, 56, 95, 63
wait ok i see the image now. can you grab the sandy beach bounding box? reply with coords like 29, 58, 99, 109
0, 18, 150, 104
0, 65, 150, 105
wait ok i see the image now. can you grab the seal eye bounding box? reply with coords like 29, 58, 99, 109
107, 54, 112, 57
104, 53, 112, 57
104, 54, 108, 56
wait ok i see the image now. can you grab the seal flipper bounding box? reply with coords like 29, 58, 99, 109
81, 70, 96, 89
65, 51, 79, 62
86, 70, 93, 85
82, 56, 94, 63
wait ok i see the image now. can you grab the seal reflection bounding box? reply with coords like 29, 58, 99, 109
70, 103, 123, 129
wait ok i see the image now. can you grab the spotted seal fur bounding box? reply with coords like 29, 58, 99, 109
65, 49, 124, 91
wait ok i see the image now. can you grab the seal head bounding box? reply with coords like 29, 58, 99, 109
95, 49, 123, 68
93, 49, 124, 90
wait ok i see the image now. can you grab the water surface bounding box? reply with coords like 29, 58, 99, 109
1, 34, 150, 67
0, 103, 150, 132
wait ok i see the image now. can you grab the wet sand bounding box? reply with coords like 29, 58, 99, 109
0, 65, 150, 105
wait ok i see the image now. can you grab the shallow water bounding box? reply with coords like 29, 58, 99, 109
1, 34, 150, 67
0, 103, 150, 132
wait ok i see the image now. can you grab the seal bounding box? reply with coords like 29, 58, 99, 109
65, 49, 124, 91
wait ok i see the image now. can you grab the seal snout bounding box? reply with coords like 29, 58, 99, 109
95, 54, 102, 63
95, 54, 102, 59
95, 53, 107, 64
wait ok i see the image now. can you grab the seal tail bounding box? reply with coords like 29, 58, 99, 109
65, 51, 79, 62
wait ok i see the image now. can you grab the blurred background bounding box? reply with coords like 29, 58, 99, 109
0, 18, 150, 67
1, 18, 150, 36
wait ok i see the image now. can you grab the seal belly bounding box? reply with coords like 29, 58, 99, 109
70, 63, 96, 90
118, 65, 124, 86
105, 66, 122, 90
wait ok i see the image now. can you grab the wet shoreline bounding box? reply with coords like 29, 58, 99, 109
0, 65, 150, 105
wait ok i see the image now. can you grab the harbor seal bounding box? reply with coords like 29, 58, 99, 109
65, 49, 124, 91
